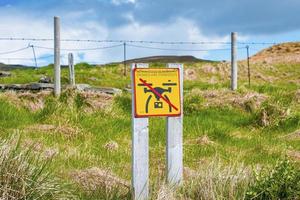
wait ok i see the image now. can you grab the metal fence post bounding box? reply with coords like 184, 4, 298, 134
131, 63, 149, 200
54, 16, 61, 96
231, 32, 238, 90
246, 45, 251, 87
166, 63, 183, 185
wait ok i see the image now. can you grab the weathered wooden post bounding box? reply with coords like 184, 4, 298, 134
68, 53, 75, 86
231, 32, 238, 90
131, 63, 149, 200
54, 16, 61, 96
166, 63, 183, 185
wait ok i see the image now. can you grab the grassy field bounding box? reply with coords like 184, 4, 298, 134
0, 60, 299, 199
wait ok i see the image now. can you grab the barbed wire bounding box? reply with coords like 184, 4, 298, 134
0, 57, 33, 60
34, 44, 123, 51
126, 44, 249, 51
0, 46, 30, 55
0, 37, 280, 45
127, 44, 230, 51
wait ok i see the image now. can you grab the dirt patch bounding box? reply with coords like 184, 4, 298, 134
253, 72, 274, 82
22, 139, 44, 152
185, 135, 215, 147
287, 150, 300, 161
251, 42, 300, 64
202, 64, 217, 74
183, 167, 197, 179
196, 135, 214, 145
296, 90, 300, 103
216, 62, 230, 79
260, 109, 270, 127
70, 167, 130, 192
156, 184, 176, 200
19, 92, 49, 111
79, 91, 113, 112
21, 139, 58, 159
282, 130, 300, 140
184, 68, 197, 80
189, 89, 267, 111
103, 141, 119, 152
208, 76, 218, 84
44, 147, 59, 159
26, 123, 80, 138
0, 90, 51, 111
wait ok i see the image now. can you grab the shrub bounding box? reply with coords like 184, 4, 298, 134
181, 158, 253, 200
184, 93, 204, 115
0, 135, 73, 199
114, 93, 131, 114
37, 96, 57, 120
246, 159, 300, 200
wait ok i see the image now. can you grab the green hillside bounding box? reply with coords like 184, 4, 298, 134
0, 58, 300, 199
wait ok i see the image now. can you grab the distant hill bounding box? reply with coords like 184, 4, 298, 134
251, 42, 300, 64
0, 63, 35, 71
0, 56, 211, 70
122, 55, 212, 64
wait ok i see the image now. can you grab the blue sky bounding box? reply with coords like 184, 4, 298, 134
0, 0, 299, 65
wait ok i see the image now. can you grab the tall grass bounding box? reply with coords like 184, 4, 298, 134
180, 158, 253, 200
0, 134, 73, 199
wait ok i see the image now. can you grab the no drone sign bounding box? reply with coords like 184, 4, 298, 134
131, 63, 183, 200
133, 68, 181, 117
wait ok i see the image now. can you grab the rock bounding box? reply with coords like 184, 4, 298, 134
88, 77, 99, 81
5, 84, 24, 90
76, 84, 91, 91
0, 71, 11, 77
39, 76, 52, 83
85, 87, 122, 95
1, 83, 53, 91
25, 83, 54, 90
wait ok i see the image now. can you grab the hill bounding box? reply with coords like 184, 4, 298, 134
122, 55, 211, 64
251, 42, 300, 64
0, 62, 35, 71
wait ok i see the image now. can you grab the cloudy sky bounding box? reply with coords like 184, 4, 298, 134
0, 0, 299, 66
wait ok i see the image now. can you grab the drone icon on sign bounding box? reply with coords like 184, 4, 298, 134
138, 80, 178, 113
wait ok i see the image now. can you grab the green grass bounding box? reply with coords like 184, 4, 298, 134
0, 61, 299, 199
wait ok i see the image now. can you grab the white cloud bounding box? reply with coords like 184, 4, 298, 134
111, 0, 136, 6
0, 8, 230, 66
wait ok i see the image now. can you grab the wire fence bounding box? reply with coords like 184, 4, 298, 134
0, 36, 283, 67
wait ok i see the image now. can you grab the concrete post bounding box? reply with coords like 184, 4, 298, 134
131, 63, 149, 200
54, 16, 61, 96
68, 53, 75, 86
231, 32, 237, 90
166, 63, 183, 185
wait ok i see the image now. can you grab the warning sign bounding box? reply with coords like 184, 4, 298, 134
133, 68, 181, 117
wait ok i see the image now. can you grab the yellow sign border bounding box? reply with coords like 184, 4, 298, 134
133, 68, 181, 118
